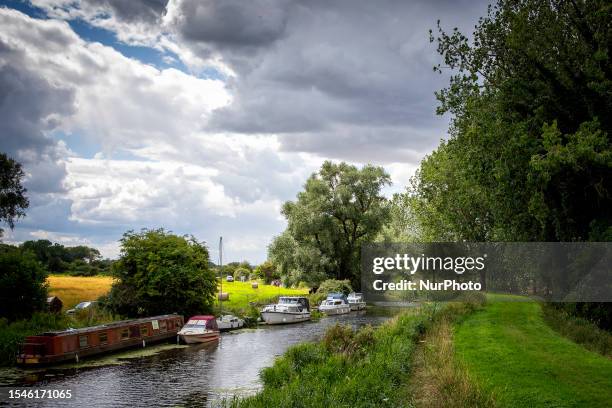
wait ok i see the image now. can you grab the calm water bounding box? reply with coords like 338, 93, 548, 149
1, 311, 394, 407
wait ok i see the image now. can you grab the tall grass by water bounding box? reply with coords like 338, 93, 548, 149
230, 294, 488, 407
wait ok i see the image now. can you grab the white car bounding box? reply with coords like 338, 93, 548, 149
66, 301, 98, 315
226, 275, 234, 282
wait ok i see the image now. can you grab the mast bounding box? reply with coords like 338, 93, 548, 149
219, 236, 223, 315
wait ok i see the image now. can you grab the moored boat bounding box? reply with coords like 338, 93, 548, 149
319, 293, 351, 315
261, 296, 311, 325
17, 314, 184, 366
178, 316, 220, 344
216, 314, 244, 331
347, 292, 366, 311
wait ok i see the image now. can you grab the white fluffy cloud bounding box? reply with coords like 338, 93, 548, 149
2, 1, 488, 261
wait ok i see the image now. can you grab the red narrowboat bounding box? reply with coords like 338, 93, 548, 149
17, 314, 184, 365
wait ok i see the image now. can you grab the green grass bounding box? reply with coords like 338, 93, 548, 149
230, 294, 488, 408
230, 310, 423, 407
454, 295, 612, 408
215, 280, 308, 313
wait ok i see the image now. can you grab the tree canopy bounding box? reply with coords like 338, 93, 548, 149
408, 0, 611, 242
0, 246, 48, 321
107, 229, 217, 317
270, 161, 390, 288
0, 153, 29, 236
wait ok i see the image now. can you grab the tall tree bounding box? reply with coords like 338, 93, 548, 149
0, 153, 29, 236
411, 0, 611, 242
107, 229, 217, 317
272, 161, 390, 288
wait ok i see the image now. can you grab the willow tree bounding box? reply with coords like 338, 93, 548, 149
271, 161, 390, 289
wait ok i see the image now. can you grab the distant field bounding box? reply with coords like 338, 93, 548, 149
46, 275, 308, 312
218, 280, 308, 311
47, 275, 114, 310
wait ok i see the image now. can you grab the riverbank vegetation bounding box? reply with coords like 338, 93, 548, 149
232, 294, 487, 407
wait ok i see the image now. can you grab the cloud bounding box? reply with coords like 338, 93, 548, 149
1, 1, 492, 261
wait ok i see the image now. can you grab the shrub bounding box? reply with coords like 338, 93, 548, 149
0, 247, 48, 321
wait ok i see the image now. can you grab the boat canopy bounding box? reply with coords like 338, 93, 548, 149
186, 315, 218, 330
326, 293, 347, 301
279, 296, 310, 311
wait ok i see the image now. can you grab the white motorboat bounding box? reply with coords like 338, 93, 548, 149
261, 296, 311, 325
319, 298, 351, 315
347, 292, 366, 311
216, 314, 244, 331
178, 316, 220, 344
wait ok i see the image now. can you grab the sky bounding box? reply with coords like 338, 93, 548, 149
0, 0, 489, 263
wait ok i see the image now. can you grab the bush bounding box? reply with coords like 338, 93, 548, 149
107, 229, 217, 317
310, 279, 353, 305
0, 247, 48, 321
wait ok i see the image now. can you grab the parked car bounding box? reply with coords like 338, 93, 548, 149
66, 301, 98, 315
226, 275, 234, 282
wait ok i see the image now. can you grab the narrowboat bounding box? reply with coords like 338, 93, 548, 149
17, 314, 184, 366
178, 315, 220, 343
261, 296, 311, 325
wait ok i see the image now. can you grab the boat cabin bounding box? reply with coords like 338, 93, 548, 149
183, 315, 219, 331
18, 314, 184, 365
278, 296, 310, 311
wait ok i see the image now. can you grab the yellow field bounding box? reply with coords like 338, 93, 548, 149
46, 275, 308, 312
47, 275, 114, 310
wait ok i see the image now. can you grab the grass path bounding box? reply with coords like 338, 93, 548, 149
454, 295, 612, 407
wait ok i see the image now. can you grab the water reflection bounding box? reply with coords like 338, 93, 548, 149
2, 312, 394, 407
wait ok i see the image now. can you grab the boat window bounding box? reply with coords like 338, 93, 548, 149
159, 320, 167, 332
79, 335, 88, 348
120, 328, 129, 340
167, 320, 174, 330
98, 332, 108, 344
140, 325, 149, 337
129, 326, 140, 338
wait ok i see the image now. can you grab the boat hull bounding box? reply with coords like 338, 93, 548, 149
319, 305, 351, 315
17, 332, 178, 365
349, 302, 366, 311
180, 331, 220, 344
261, 311, 311, 325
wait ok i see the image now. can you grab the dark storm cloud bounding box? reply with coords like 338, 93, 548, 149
0, 42, 75, 194
176, 0, 491, 163
88, 0, 168, 23
171, 0, 291, 48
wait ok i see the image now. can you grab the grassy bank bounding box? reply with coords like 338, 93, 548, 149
542, 303, 612, 357
454, 295, 612, 407
215, 280, 308, 314
231, 294, 486, 407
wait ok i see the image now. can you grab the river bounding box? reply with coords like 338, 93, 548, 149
1, 311, 395, 407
